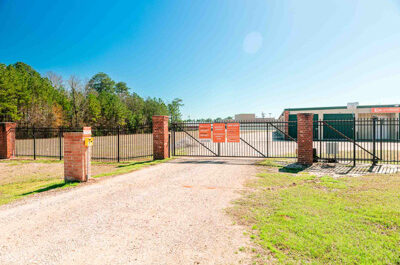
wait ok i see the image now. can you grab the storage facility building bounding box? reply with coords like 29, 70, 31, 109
279, 104, 400, 140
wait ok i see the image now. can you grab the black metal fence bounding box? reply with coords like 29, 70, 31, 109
13, 125, 153, 162
171, 121, 297, 158
313, 118, 400, 165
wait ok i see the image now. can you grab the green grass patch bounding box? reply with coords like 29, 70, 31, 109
0, 159, 63, 165
92, 158, 172, 178
0, 178, 77, 206
231, 170, 400, 264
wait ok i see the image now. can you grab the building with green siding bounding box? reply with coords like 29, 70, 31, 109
279, 103, 400, 140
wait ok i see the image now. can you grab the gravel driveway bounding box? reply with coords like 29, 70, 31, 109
0, 157, 260, 265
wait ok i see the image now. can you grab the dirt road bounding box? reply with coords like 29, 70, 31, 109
0, 157, 260, 265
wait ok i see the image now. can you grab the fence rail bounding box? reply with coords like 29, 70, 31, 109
13, 125, 153, 162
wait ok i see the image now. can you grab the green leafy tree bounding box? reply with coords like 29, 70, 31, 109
88, 72, 115, 93
168, 98, 184, 121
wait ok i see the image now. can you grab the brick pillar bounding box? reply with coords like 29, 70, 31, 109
64, 127, 91, 182
284, 110, 289, 140
0, 122, 16, 159
153, 116, 169, 160
297, 113, 314, 166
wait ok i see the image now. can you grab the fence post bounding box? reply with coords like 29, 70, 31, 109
168, 133, 171, 158
380, 119, 383, 161
353, 117, 356, 167
33, 127, 36, 160
297, 113, 314, 166
59, 127, 63, 160
0, 122, 16, 159
266, 123, 269, 158
117, 126, 120, 163
172, 123, 176, 156
372, 117, 377, 165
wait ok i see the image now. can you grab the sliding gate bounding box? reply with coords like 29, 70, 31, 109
170, 121, 297, 158
313, 118, 400, 165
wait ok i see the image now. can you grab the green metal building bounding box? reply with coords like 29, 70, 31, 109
279, 103, 400, 140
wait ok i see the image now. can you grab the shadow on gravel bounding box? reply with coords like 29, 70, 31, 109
21, 182, 78, 196
117, 160, 153, 168
169, 158, 261, 166
278, 164, 308, 173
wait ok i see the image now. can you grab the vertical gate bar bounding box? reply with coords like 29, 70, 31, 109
353, 117, 356, 166
117, 126, 120, 163
33, 127, 36, 160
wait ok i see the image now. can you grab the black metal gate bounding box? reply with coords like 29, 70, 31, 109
313, 118, 400, 165
171, 118, 400, 165
170, 121, 297, 158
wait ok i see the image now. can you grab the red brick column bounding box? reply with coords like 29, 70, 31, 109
0, 122, 16, 159
297, 113, 314, 166
64, 127, 91, 182
284, 110, 289, 140
153, 116, 169, 160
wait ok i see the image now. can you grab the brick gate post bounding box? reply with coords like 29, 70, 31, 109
284, 110, 289, 140
0, 122, 16, 159
64, 127, 91, 182
152, 116, 169, 160
297, 113, 314, 166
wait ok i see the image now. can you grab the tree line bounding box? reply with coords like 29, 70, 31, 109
0, 62, 183, 128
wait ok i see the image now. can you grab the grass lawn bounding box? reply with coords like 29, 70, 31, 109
230, 159, 400, 264
0, 158, 171, 206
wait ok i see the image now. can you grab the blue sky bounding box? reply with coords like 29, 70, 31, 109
1, 0, 400, 119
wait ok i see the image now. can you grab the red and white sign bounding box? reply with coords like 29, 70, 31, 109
212, 123, 226, 143
199, 124, 211, 142
227, 123, 240, 143
371, 107, 400, 113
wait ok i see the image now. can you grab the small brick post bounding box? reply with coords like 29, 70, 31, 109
64, 127, 92, 182
297, 113, 314, 166
0, 122, 16, 159
153, 115, 169, 160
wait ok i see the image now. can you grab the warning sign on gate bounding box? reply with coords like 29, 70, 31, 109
227, 123, 240, 143
199, 124, 211, 142
212, 123, 226, 143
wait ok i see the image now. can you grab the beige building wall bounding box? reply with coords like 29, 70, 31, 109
235, 114, 256, 121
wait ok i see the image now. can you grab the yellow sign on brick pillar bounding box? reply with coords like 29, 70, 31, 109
84, 137, 94, 147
